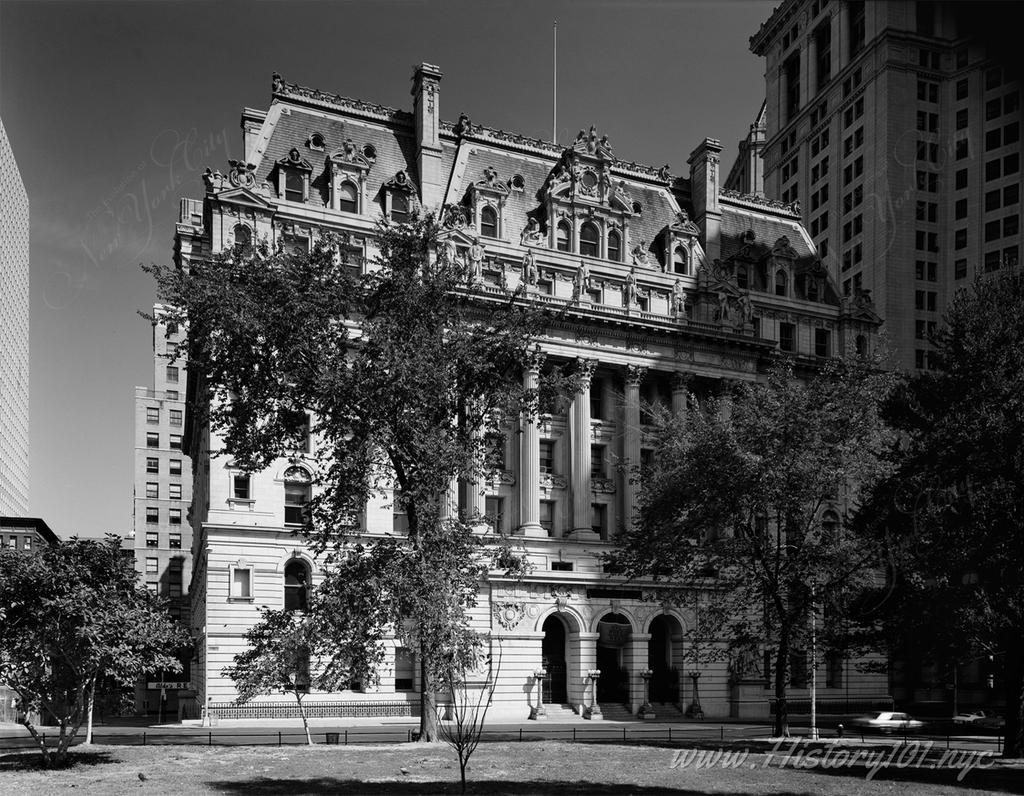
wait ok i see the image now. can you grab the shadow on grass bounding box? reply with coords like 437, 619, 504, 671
207, 780, 824, 795
0, 749, 117, 771
796, 761, 1024, 794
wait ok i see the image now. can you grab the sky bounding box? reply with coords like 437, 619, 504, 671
0, 0, 771, 538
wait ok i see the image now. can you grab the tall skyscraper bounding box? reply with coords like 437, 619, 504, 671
749, 0, 1022, 371
131, 304, 193, 715
0, 117, 30, 516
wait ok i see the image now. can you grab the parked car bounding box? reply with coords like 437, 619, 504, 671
851, 711, 925, 734
952, 709, 1000, 725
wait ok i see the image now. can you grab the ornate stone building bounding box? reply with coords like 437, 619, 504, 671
175, 65, 886, 721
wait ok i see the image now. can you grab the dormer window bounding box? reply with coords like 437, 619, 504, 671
673, 247, 689, 275
556, 221, 571, 252
338, 181, 358, 214
736, 265, 749, 289
307, 133, 326, 151
391, 193, 410, 223
775, 270, 788, 297
580, 222, 599, 257
480, 205, 498, 238
608, 230, 621, 262
275, 148, 313, 204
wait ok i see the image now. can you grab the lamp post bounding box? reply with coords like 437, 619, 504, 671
686, 671, 704, 719
529, 669, 547, 720
638, 668, 655, 719
809, 582, 819, 741
584, 669, 602, 719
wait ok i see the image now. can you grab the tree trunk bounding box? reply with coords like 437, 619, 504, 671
295, 692, 313, 746
20, 715, 52, 768
419, 655, 438, 741
1002, 647, 1023, 758
84, 683, 96, 745
773, 634, 790, 738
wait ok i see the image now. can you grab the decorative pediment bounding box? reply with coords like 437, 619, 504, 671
697, 259, 744, 298
470, 166, 510, 198
841, 289, 883, 323
327, 139, 372, 173
211, 185, 276, 211
276, 148, 313, 172
383, 170, 417, 196
771, 235, 799, 261
667, 210, 700, 237
570, 125, 615, 160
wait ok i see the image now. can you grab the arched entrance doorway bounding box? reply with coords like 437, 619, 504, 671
596, 613, 631, 704
648, 615, 683, 704
541, 615, 568, 704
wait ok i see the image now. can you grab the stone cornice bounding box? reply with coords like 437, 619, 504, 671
720, 190, 801, 218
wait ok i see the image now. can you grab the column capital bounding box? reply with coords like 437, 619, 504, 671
671, 371, 693, 393
624, 364, 648, 388
574, 357, 598, 386
525, 346, 547, 374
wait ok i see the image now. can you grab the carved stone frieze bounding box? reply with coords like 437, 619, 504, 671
492, 602, 526, 630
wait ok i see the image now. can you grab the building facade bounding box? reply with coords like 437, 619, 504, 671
0, 117, 30, 517
175, 65, 887, 722
131, 306, 193, 715
750, 0, 1022, 372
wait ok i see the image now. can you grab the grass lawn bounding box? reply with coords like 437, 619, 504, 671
1, 740, 1021, 795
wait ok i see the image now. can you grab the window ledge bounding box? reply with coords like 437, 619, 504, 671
228, 498, 255, 509
228, 596, 255, 603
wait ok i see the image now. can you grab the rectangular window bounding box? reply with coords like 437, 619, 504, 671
815, 23, 832, 89
917, 81, 938, 103
394, 648, 415, 691
956, 78, 969, 100
849, 0, 865, 55
169, 409, 183, 427
1004, 122, 1020, 146
146, 531, 159, 548
231, 567, 252, 599
814, 329, 830, 358
1006, 184, 1021, 206
956, 169, 968, 190
539, 500, 555, 535
485, 434, 506, 471
956, 108, 968, 130
146, 482, 159, 499
147, 407, 159, 424
1006, 153, 1020, 175
169, 459, 182, 476
591, 503, 607, 536
539, 441, 555, 475
985, 220, 1001, 242
551, 561, 573, 572
955, 139, 969, 160
169, 532, 182, 549
146, 432, 159, 448
166, 366, 179, 383
146, 506, 159, 524
955, 258, 968, 279
590, 445, 606, 479
146, 457, 159, 474
956, 228, 969, 248
1005, 215, 1020, 238
485, 496, 505, 535
784, 53, 801, 121
146, 557, 158, 574
232, 474, 251, 500
165, 389, 179, 400
169, 484, 182, 500
986, 189, 1002, 212
985, 67, 1002, 90
169, 434, 182, 450
955, 198, 968, 219
987, 97, 1002, 121
589, 378, 604, 420
986, 128, 1002, 151
779, 322, 796, 353
1005, 245, 1020, 268
985, 250, 1002, 271
169, 509, 182, 526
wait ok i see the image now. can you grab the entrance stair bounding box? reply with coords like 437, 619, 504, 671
597, 703, 636, 721
539, 703, 579, 720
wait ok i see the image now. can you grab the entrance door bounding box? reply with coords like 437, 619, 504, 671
541, 616, 568, 704
596, 646, 622, 702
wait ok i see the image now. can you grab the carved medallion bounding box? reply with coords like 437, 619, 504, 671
493, 602, 525, 630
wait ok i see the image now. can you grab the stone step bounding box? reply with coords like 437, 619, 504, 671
536, 703, 579, 720
597, 703, 636, 721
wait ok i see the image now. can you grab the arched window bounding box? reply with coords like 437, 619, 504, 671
284, 560, 310, 612
579, 222, 599, 257
233, 224, 252, 257
736, 265, 748, 289
607, 230, 621, 262
284, 466, 311, 526
338, 181, 358, 214
673, 247, 688, 275
480, 205, 498, 238
556, 221, 571, 252
775, 270, 788, 297
390, 192, 410, 223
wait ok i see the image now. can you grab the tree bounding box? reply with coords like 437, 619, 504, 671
149, 214, 555, 740
858, 271, 1024, 757
0, 536, 189, 767
435, 641, 502, 795
614, 357, 895, 737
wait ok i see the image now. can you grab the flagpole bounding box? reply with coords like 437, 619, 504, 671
553, 20, 558, 144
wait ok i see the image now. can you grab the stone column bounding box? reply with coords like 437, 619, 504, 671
717, 379, 737, 423
465, 411, 487, 527
569, 358, 599, 540
622, 365, 647, 534
671, 372, 691, 421
519, 350, 546, 537
630, 633, 653, 715
577, 631, 600, 716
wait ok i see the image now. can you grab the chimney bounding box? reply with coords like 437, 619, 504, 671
411, 63, 444, 211
687, 137, 724, 263
240, 107, 267, 163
